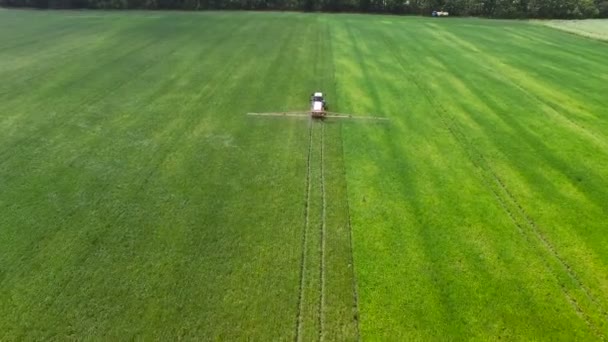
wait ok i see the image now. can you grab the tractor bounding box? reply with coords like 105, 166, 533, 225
310, 92, 327, 118
247, 91, 388, 121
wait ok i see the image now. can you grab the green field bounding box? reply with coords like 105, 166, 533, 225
542, 19, 608, 41
1, 10, 608, 340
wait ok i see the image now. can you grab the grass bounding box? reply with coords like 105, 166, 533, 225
541, 19, 608, 41
1, 10, 607, 340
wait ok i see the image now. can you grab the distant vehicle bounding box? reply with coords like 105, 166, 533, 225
432, 10, 449, 17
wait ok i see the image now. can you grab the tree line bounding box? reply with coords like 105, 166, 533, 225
2, 0, 607, 18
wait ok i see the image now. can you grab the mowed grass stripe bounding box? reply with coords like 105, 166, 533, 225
340, 123, 362, 342
311, 17, 360, 342
319, 122, 327, 340
300, 121, 322, 341
320, 120, 361, 342
296, 120, 314, 342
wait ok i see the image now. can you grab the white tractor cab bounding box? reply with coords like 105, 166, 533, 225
310, 92, 327, 118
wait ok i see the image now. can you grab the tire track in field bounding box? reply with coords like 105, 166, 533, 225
425, 96, 607, 338
403, 28, 608, 315
315, 19, 328, 342
380, 33, 608, 338
339, 123, 362, 342
471, 150, 607, 340
295, 120, 314, 342
318, 122, 327, 342
485, 174, 606, 340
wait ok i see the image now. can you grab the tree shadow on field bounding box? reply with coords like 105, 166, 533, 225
341, 22, 449, 333
459, 69, 608, 216
361, 22, 607, 339
404, 27, 608, 217
465, 29, 608, 114
341, 23, 550, 336
362, 95, 551, 338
